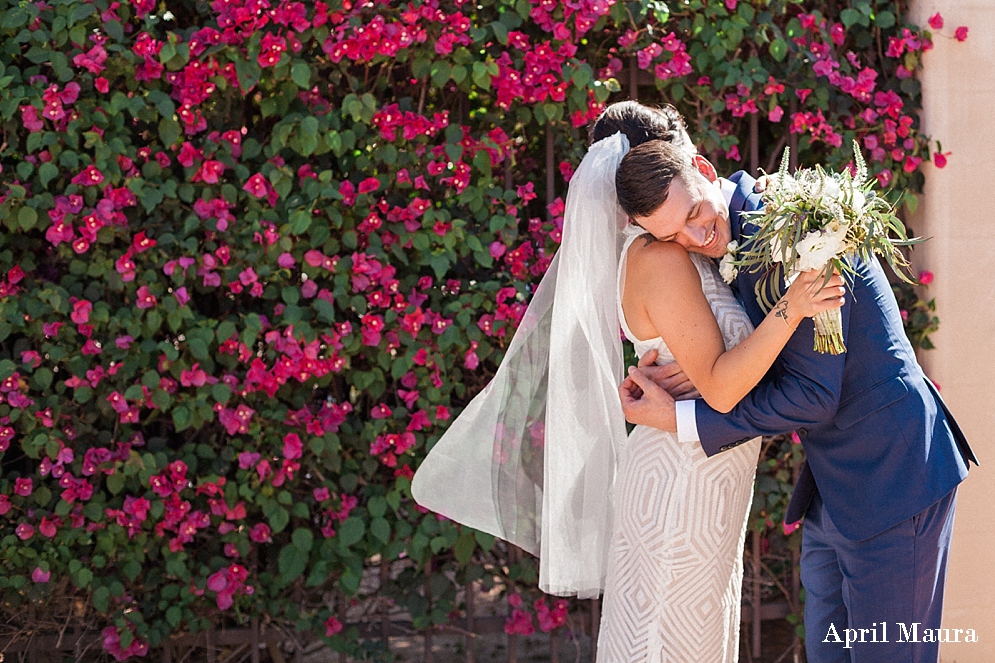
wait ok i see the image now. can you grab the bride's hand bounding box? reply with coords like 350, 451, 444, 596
777, 269, 846, 328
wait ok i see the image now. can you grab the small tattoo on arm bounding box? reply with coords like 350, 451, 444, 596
773, 301, 791, 327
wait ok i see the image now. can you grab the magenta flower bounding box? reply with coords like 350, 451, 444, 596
70, 299, 92, 324
918, 271, 935, 285
928, 13, 943, 30
70, 165, 104, 187
282, 432, 303, 460
242, 172, 270, 198
31, 567, 51, 583
136, 285, 157, 309
955, 26, 968, 42
325, 616, 344, 637
249, 522, 271, 542
16, 523, 34, 540
14, 478, 33, 496
357, 176, 380, 194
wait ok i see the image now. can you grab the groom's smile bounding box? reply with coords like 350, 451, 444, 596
631, 154, 732, 259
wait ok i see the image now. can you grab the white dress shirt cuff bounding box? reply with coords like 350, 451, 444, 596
675, 399, 701, 443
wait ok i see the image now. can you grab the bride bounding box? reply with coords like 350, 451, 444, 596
411, 102, 843, 662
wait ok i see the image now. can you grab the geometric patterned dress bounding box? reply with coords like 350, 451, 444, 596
597, 234, 761, 662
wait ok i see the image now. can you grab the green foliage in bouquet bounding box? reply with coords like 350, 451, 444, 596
735, 143, 923, 353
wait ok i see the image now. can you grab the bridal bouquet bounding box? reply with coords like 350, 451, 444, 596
724, 142, 921, 354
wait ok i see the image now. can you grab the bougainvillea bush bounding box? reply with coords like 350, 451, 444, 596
0, 0, 954, 658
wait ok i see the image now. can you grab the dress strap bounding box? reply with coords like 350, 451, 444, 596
617, 230, 644, 343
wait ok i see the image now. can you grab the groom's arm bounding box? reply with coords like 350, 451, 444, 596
691, 265, 852, 457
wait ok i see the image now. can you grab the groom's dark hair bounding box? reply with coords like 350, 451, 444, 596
615, 140, 697, 220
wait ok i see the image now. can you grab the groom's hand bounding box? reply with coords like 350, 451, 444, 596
619, 365, 678, 432
634, 350, 700, 400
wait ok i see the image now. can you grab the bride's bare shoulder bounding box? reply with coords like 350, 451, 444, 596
626, 236, 697, 284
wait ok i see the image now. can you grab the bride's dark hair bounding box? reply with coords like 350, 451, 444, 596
589, 101, 695, 153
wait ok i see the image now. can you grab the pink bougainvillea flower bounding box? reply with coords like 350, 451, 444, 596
927, 13, 943, 30
238, 452, 260, 469
197, 160, 226, 184
325, 616, 344, 637
132, 230, 156, 253
136, 285, 157, 309
783, 521, 800, 535
14, 478, 33, 496
277, 252, 295, 268
357, 176, 380, 194
95, 77, 109, 93
934, 152, 950, 169
282, 432, 303, 460
16, 523, 34, 540
73, 45, 108, 74
249, 522, 271, 542
242, 172, 270, 198
31, 567, 51, 583
71, 165, 104, 187
955, 26, 968, 42
39, 516, 57, 538
768, 105, 784, 123
918, 270, 935, 285
171, 286, 189, 307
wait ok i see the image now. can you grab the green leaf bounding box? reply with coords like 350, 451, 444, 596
874, 11, 896, 29
370, 517, 391, 544
17, 207, 37, 231
491, 21, 509, 45
166, 606, 182, 627
75, 568, 93, 589
172, 406, 193, 432
268, 506, 290, 533
32, 367, 52, 391
840, 8, 863, 28
158, 118, 180, 147
279, 544, 308, 581
211, 382, 232, 404
337, 517, 365, 547
93, 586, 110, 613
292, 528, 314, 553
367, 496, 387, 518
38, 162, 58, 188
454, 532, 475, 564
2, 8, 29, 29
291, 62, 311, 88
188, 338, 209, 360
769, 38, 787, 62
106, 472, 125, 495
289, 209, 311, 234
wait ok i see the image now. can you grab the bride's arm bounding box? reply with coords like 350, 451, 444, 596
626, 241, 844, 414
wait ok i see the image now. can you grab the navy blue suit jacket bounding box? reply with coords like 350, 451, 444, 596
695, 171, 977, 541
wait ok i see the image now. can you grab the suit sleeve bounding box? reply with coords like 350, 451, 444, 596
695, 261, 852, 457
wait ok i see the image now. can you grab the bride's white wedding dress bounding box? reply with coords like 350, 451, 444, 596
597, 233, 762, 663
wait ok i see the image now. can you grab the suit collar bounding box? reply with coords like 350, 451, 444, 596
726, 170, 759, 244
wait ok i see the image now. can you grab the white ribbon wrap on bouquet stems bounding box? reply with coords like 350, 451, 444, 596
411, 133, 631, 597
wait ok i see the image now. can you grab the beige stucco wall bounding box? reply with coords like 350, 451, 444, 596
910, 1, 995, 660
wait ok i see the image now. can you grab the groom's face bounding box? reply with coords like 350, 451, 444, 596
633, 155, 732, 259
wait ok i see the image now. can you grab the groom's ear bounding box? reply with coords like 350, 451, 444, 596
691, 154, 718, 183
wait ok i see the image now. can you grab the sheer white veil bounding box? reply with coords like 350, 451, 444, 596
411, 132, 631, 597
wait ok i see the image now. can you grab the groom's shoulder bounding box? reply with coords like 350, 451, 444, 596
726, 170, 764, 215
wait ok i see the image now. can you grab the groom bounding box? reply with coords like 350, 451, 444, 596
606, 107, 977, 663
